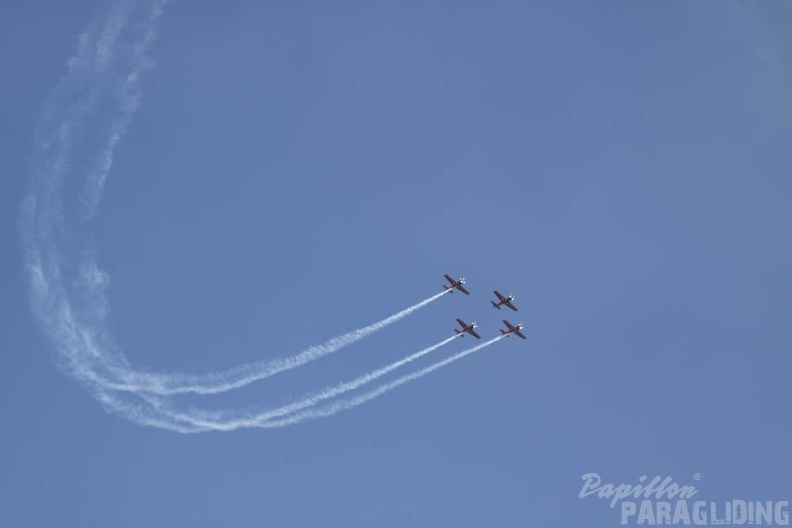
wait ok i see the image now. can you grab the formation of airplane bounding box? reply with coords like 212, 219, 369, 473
454, 318, 481, 339
491, 290, 517, 311
443, 273, 526, 342
443, 275, 469, 295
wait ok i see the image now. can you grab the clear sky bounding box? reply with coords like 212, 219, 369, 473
1, 0, 791, 526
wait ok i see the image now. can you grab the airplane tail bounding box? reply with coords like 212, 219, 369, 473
443, 285, 453, 293
454, 329, 464, 337
491, 301, 500, 310
500, 329, 507, 335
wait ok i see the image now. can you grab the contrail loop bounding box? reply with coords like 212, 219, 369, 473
22, 0, 482, 433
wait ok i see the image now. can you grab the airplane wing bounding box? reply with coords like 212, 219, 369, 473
468, 329, 481, 339
456, 318, 467, 327
505, 301, 518, 312
514, 330, 527, 339
444, 274, 455, 285
503, 319, 515, 330
456, 284, 470, 295
494, 290, 506, 301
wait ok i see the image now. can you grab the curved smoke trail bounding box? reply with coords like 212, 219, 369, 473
106, 289, 450, 396
22, 0, 462, 433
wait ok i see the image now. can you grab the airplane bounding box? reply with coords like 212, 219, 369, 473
443, 274, 470, 295
500, 319, 526, 339
454, 318, 481, 339
491, 290, 518, 311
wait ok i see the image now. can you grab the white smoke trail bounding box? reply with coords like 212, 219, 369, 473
254, 335, 506, 429
160, 335, 505, 432
108, 289, 451, 395
20, 0, 200, 430
79, 0, 166, 217
161, 334, 463, 431
21, 0, 472, 433
25, 0, 448, 394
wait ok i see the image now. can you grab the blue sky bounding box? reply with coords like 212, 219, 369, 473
1, 0, 791, 525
